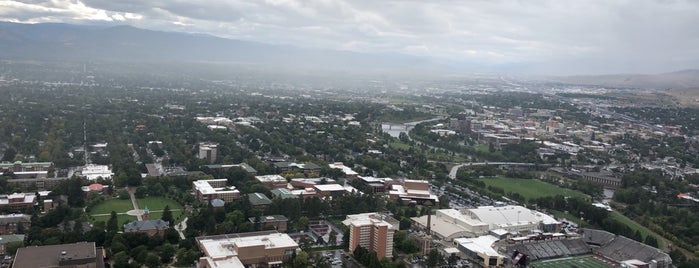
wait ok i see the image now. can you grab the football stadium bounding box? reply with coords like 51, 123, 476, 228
507, 228, 672, 268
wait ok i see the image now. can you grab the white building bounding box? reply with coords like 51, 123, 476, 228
80, 164, 113, 180
193, 179, 240, 202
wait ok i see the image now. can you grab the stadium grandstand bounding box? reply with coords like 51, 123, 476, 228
580, 228, 672, 268
507, 238, 591, 262
506, 229, 671, 268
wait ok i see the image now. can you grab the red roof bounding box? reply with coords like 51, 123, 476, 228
88, 184, 104, 191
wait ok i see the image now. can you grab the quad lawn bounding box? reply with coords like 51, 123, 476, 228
88, 196, 183, 226
88, 198, 134, 215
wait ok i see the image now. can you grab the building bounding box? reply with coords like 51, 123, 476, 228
198, 142, 219, 164
342, 213, 398, 260
193, 179, 240, 202
412, 209, 489, 241
248, 215, 288, 232
0, 214, 31, 234
0, 234, 24, 254
313, 184, 349, 198
196, 231, 299, 268
388, 179, 439, 206
255, 175, 288, 189
6, 176, 70, 190
413, 207, 561, 242
0, 161, 53, 174
272, 162, 321, 175
357, 176, 395, 193
124, 219, 169, 237
248, 193, 273, 208
453, 236, 504, 267
204, 163, 257, 175
0, 193, 36, 211
13, 242, 105, 268
328, 162, 359, 178
269, 188, 298, 200
80, 164, 114, 180
290, 178, 336, 189
464, 205, 561, 233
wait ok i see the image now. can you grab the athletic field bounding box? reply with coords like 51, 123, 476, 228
531, 256, 612, 268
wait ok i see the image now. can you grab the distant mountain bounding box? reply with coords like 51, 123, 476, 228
0, 22, 437, 72
553, 69, 699, 90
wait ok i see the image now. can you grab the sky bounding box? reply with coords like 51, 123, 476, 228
0, 0, 698, 75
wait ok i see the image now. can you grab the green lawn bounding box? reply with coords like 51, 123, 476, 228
89, 197, 184, 226
92, 214, 137, 227
136, 197, 183, 211
136, 197, 184, 223
532, 256, 612, 268
474, 144, 491, 153
89, 198, 134, 215
478, 177, 589, 202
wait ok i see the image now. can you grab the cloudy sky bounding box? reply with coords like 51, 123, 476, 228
1, 0, 698, 74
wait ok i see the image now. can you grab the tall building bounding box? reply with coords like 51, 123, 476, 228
198, 142, 219, 164
342, 213, 398, 260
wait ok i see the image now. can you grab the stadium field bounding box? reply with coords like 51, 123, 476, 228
531, 256, 612, 268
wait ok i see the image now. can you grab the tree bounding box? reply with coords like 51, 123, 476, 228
293, 251, 309, 268
427, 248, 441, 268
644, 235, 659, 248
2, 147, 16, 161
328, 230, 337, 245
107, 211, 119, 233
296, 216, 309, 231
113, 251, 130, 268
145, 252, 161, 268
161, 205, 174, 227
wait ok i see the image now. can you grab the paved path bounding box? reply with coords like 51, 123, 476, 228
91, 209, 182, 217
175, 217, 188, 239
126, 187, 143, 221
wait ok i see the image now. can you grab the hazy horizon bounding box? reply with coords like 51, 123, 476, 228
1, 0, 698, 75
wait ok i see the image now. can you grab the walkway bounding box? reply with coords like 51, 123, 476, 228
126, 187, 143, 221
175, 217, 188, 240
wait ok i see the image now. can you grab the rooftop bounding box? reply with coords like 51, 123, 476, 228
124, 220, 169, 232
197, 231, 298, 260
248, 193, 272, 206
13, 242, 102, 268
454, 235, 501, 257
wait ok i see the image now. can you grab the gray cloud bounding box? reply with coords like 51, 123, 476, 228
1, 0, 697, 74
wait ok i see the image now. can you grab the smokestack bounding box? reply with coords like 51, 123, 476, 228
426, 212, 432, 235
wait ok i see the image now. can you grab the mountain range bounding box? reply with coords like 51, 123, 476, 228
0, 22, 437, 72
0, 22, 697, 90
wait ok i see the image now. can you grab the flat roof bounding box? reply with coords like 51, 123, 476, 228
194, 180, 238, 195
328, 163, 358, 175
255, 175, 287, 183
197, 231, 298, 259
454, 235, 501, 257
13, 242, 99, 268
314, 184, 345, 192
